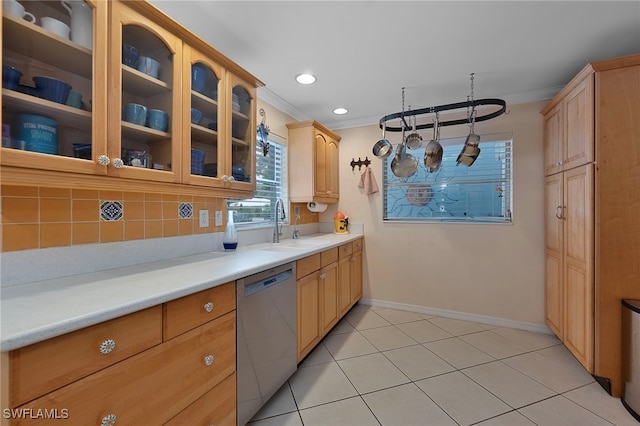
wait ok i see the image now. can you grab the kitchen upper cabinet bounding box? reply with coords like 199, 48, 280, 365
1, 0, 108, 176
287, 120, 341, 204
1, 0, 261, 197
108, 1, 182, 183
543, 73, 593, 176
541, 54, 640, 397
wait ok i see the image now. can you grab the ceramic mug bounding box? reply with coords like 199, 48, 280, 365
147, 109, 168, 132
3, 0, 36, 23
123, 103, 147, 126
65, 90, 82, 108
137, 56, 160, 79
41, 17, 71, 39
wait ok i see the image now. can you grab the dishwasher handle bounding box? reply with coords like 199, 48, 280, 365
242, 265, 294, 297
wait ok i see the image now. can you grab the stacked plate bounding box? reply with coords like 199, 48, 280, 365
232, 93, 241, 112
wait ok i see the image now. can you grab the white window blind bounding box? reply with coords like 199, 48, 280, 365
227, 134, 288, 226
383, 133, 512, 223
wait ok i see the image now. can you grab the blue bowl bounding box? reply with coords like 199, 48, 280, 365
15, 114, 58, 155
122, 44, 139, 67
2, 65, 22, 90
33, 76, 72, 104
191, 108, 203, 125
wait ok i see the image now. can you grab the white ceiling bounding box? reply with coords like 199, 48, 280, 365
150, 1, 640, 130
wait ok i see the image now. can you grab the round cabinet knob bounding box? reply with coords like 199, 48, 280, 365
327, 191, 333, 194
101, 413, 117, 426
204, 302, 214, 313
98, 155, 110, 166
204, 354, 215, 366
99, 339, 116, 355
112, 158, 124, 169
222, 175, 229, 183
228, 176, 235, 182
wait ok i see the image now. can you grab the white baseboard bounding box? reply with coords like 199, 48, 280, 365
359, 298, 553, 335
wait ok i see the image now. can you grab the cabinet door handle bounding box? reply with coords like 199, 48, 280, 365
98, 155, 110, 166
222, 175, 229, 182
555, 206, 563, 219
112, 158, 124, 169
99, 339, 116, 355
204, 302, 214, 313
320, 273, 326, 279
327, 191, 333, 194
204, 354, 215, 366
101, 413, 117, 426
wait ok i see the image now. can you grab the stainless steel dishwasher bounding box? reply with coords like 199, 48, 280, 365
237, 262, 297, 426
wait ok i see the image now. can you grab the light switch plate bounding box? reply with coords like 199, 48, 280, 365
215, 210, 223, 227
199, 210, 209, 228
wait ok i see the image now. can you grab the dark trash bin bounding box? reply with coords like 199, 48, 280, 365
622, 299, 640, 421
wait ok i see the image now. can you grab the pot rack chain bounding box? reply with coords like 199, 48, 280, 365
379, 75, 507, 133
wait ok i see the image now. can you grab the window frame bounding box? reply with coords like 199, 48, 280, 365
227, 132, 288, 229
382, 132, 513, 224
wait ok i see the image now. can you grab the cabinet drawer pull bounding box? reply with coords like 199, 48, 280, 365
327, 190, 332, 194
204, 354, 215, 366
98, 155, 110, 166
99, 339, 116, 355
101, 413, 117, 426
112, 158, 124, 169
204, 302, 215, 313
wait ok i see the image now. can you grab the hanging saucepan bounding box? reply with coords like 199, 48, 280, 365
405, 113, 422, 149
424, 112, 443, 173
391, 127, 418, 178
372, 121, 393, 159
456, 106, 481, 166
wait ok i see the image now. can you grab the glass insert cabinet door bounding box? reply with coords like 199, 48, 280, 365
1, 0, 108, 175
227, 73, 256, 190
108, 2, 182, 183
181, 44, 224, 186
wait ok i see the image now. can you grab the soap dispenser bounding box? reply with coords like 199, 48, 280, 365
223, 210, 238, 250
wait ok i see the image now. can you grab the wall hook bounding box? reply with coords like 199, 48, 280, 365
350, 156, 371, 172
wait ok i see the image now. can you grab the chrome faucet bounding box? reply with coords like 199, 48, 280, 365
273, 198, 286, 243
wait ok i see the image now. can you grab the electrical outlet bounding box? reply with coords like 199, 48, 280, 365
215, 210, 223, 227
294, 206, 300, 216
199, 210, 209, 228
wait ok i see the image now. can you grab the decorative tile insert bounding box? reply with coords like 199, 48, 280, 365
100, 201, 124, 222
179, 202, 193, 219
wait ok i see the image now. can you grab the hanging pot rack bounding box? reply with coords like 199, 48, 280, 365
379, 97, 506, 132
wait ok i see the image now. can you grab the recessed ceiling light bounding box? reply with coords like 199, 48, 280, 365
295, 73, 316, 85
333, 107, 349, 115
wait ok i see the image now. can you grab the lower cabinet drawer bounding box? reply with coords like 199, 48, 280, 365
163, 281, 235, 340
12, 311, 236, 426
164, 372, 236, 426
10, 306, 162, 407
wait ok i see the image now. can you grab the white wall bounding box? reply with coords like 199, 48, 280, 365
321, 101, 547, 326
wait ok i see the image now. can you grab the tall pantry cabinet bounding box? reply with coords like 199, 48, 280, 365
542, 53, 640, 397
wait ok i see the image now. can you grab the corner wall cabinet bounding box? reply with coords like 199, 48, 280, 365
542, 53, 640, 397
6, 282, 237, 425
296, 238, 363, 361
287, 120, 341, 204
1, 0, 260, 198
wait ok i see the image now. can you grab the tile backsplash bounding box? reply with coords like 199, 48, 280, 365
1, 185, 225, 252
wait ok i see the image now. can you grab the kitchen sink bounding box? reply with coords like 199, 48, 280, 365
252, 239, 326, 252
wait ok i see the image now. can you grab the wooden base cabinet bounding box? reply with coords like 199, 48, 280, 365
542, 54, 640, 396
297, 238, 363, 362
5, 282, 237, 424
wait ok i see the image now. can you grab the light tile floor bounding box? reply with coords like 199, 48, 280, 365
248, 304, 637, 426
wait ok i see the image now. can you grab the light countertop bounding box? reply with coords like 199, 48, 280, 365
0, 233, 363, 351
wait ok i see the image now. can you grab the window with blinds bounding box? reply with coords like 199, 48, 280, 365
383, 133, 512, 223
227, 135, 288, 226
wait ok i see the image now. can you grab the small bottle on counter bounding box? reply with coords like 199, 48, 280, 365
223, 210, 238, 251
